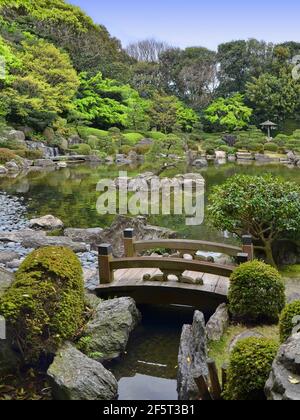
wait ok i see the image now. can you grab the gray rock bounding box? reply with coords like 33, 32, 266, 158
5, 161, 20, 173
6, 259, 22, 270
0, 251, 19, 264
34, 159, 55, 167
229, 330, 264, 352
81, 297, 141, 361
83, 268, 99, 291
0, 267, 14, 297
7, 130, 26, 145
97, 215, 176, 257
48, 343, 118, 400
21, 234, 88, 253
192, 158, 208, 167
206, 304, 229, 342
64, 228, 103, 246
68, 135, 83, 146
177, 311, 208, 401
29, 215, 64, 231
0, 165, 8, 175
265, 333, 300, 401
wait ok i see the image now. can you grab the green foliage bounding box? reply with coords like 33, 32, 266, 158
123, 132, 144, 145
224, 337, 278, 400
147, 131, 167, 140
0, 0, 130, 79
74, 72, 149, 130
229, 261, 285, 323
204, 94, 253, 132
70, 143, 92, 155
246, 71, 300, 123
279, 301, 300, 343
264, 142, 279, 152
0, 37, 79, 129
0, 246, 85, 364
77, 126, 109, 141
208, 175, 300, 266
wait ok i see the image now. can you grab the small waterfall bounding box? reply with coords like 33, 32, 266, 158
26, 141, 60, 159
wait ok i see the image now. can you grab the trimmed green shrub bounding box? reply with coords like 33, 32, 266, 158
229, 261, 285, 323
279, 301, 300, 343
77, 126, 108, 140
0, 246, 85, 364
119, 145, 132, 155
147, 131, 167, 140
224, 337, 278, 400
218, 145, 236, 154
264, 142, 279, 152
123, 133, 144, 145
135, 144, 151, 155
71, 143, 92, 155
0, 148, 18, 164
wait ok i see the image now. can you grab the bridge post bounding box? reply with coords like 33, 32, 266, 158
237, 253, 249, 264
98, 244, 114, 284
123, 229, 136, 257
242, 235, 254, 261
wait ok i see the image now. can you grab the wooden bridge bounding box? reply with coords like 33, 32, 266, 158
95, 230, 254, 312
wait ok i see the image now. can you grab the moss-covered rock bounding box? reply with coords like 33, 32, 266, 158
279, 301, 300, 343
0, 246, 85, 364
224, 337, 278, 400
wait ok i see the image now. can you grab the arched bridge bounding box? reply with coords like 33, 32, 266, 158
95, 230, 254, 312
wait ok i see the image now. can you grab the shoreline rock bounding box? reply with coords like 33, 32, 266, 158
48, 343, 118, 401
177, 311, 208, 401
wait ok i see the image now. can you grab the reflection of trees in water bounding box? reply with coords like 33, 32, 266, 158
1, 163, 299, 232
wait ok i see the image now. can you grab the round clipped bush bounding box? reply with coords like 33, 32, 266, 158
224, 337, 278, 400
229, 261, 285, 323
264, 142, 279, 152
279, 301, 300, 343
0, 246, 85, 364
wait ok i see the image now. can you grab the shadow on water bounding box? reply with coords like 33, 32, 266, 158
107, 305, 196, 401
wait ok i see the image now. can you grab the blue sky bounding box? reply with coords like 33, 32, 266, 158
69, 0, 300, 50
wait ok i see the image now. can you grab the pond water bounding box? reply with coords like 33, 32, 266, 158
0, 161, 299, 242
0, 161, 299, 400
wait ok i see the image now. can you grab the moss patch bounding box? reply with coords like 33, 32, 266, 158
208, 323, 280, 374
0, 246, 85, 364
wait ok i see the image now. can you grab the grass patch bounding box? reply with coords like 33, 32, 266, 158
280, 264, 300, 279
208, 323, 280, 375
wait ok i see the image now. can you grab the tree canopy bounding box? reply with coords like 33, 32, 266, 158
208, 174, 300, 266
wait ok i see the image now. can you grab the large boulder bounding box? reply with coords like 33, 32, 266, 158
34, 159, 55, 167
206, 304, 229, 342
0, 166, 8, 175
64, 228, 103, 246
97, 215, 176, 257
177, 311, 208, 400
265, 333, 300, 400
79, 297, 141, 361
29, 215, 64, 231
48, 343, 118, 400
0, 251, 19, 265
7, 130, 26, 146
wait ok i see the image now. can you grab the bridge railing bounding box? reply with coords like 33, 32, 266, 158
123, 228, 254, 260
98, 231, 254, 285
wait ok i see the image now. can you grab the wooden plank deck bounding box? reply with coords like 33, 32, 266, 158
95, 268, 229, 311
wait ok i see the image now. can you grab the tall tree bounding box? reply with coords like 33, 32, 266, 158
126, 39, 172, 62
245, 70, 300, 123
159, 47, 217, 109
0, 37, 79, 129
217, 39, 274, 96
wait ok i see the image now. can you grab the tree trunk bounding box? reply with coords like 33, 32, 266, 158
263, 240, 277, 267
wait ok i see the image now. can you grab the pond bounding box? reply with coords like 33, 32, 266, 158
0, 161, 299, 400
0, 161, 299, 243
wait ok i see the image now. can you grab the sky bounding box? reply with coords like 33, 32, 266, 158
68, 0, 300, 51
